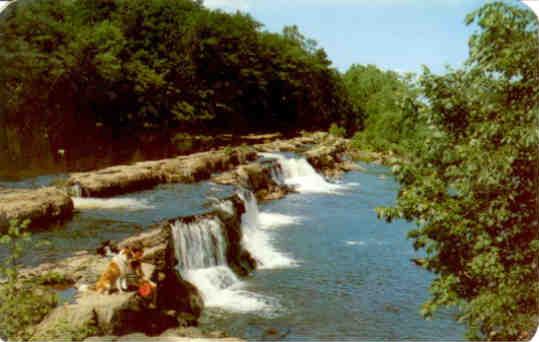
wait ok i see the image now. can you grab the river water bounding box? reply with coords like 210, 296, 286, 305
0, 155, 466, 340
197, 159, 466, 340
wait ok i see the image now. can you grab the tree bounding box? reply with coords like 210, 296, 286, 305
378, 2, 539, 340
343, 64, 421, 150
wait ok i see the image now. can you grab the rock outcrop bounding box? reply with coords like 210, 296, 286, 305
0, 187, 74, 233
212, 159, 293, 202
66, 148, 257, 197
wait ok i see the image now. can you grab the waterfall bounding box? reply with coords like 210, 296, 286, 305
171, 218, 227, 271
261, 153, 345, 193
268, 161, 285, 186
170, 215, 276, 314
237, 189, 297, 269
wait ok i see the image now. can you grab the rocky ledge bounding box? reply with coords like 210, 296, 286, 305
302, 137, 364, 178
66, 148, 257, 198
0, 187, 74, 233
18, 194, 254, 341
212, 159, 293, 202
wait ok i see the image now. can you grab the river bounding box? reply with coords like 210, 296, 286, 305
0, 154, 466, 340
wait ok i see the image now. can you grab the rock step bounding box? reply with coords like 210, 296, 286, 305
212, 159, 293, 202
66, 148, 257, 198
0, 187, 74, 233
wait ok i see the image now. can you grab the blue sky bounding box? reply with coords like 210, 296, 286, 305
203, 0, 499, 74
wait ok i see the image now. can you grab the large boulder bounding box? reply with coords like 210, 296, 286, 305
0, 187, 74, 232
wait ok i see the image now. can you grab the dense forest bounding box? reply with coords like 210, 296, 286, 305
0, 0, 358, 175
0, 0, 537, 340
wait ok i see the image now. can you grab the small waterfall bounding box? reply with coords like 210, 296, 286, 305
170, 215, 276, 314
261, 153, 345, 194
269, 162, 285, 186
237, 189, 297, 269
171, 218, 227, 271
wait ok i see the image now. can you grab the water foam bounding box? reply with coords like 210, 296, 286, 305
170, 218, 278, 315
344, 240, 366, 246
73, 197, 154, 210
258, 212, 301, 229
261, 153, 349, 194
238, 190, 297, 269
183, 266, 278, 314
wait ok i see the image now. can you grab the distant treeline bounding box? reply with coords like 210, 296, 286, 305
0, 0, 358, 141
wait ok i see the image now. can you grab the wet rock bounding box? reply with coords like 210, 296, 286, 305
212, 161, 292, 202
0, 187, 74, 232
214, 195, 257, 276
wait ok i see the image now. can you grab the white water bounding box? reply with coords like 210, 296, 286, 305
258, 212, 301, 229
170, 217, 277, 315
0, 1, 11, 14
344, 240, 366, 246
73, 197, 154, 210
261, 153, 348, 194
238, 190, 297, 269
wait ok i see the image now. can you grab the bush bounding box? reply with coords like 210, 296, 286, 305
0, 220, 58, 340
328, 123, 346, 138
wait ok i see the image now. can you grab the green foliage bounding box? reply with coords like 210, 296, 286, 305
377, 2, 539, 340
172, 133, 216, 154
343, 64, 421, 152
222, 146, 234, 155
0, 220, 58, 340
0, 0, 358, 146
328, 123, 346, 138
172, 133, 195, 154
34, 271, 70, 286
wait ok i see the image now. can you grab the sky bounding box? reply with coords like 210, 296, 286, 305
0, 0, 536, 74
203, 0, 531, 74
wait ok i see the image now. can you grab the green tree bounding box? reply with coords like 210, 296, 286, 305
343, 64, 421, 151
378, 2, 539, 340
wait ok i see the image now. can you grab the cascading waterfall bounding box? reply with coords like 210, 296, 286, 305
172, 218, 227, 271
170, 215, 277, 314
237, 189, 298, 269
260, 153, 346, 193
